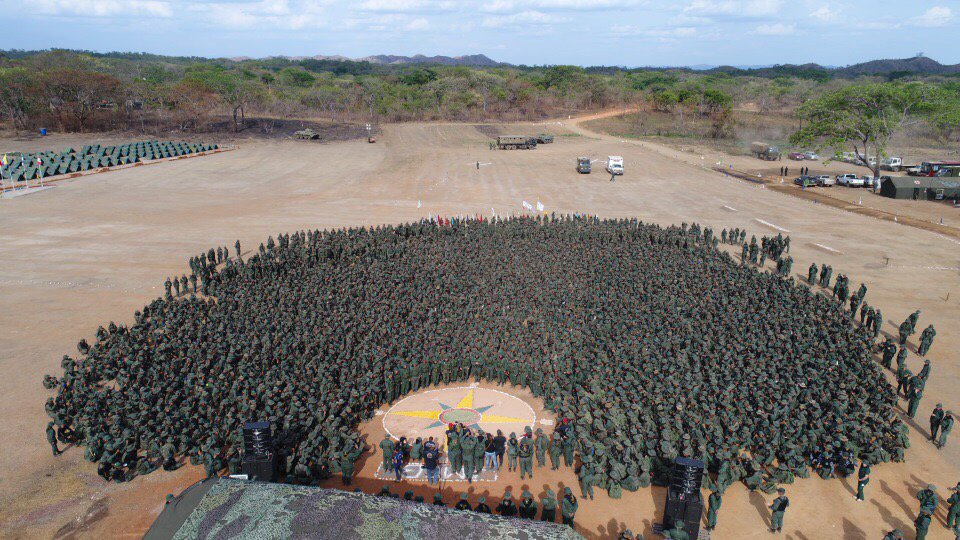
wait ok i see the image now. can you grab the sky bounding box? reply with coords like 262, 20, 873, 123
0, 0, 957, 67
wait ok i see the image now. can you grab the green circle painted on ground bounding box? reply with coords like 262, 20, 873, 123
439, 408, 481, 424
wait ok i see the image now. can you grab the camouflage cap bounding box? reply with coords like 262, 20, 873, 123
460, 493, 468, 500
503, 491, 512, 499
522, 490, 532, 499
434, 493, 443, 500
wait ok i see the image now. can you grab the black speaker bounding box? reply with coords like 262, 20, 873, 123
243, 421, 273, 459
671, 457, 705, 495
664, 487, 702, 538
663, 458, 705, 538
241, 455, 276, 482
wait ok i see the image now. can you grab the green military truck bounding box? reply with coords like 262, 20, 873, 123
496, 136, 538, 150
536, 134, 554, 144
577, 157, 591, 173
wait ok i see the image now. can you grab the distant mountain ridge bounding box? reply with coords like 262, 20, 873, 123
261, 53, 503, 67
833, 56, 960, 75
274, 54, 958, 75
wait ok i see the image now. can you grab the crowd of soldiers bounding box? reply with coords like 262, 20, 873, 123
43, 215, 925, 519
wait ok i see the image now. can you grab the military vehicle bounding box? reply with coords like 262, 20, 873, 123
750, 141, 780, 161
536, 134, 554, 144
577, 157, 591, 174
496, 136, 537, 150
294, 129, 320, 140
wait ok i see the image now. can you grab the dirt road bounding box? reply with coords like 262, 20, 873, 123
1, 120, 958, 539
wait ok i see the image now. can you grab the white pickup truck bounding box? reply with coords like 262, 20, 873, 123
606, 156, 624, 175
836, 173, 864, 187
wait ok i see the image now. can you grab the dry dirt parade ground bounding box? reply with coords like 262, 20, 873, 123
0, 113, 958, 539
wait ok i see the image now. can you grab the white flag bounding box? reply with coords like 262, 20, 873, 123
536, 201, 544, 212
417, 200, 422, 208
522, 201, 533, 211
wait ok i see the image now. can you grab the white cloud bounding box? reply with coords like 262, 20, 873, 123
189, 0, 327, 30
754, 22, 795, 35
684, 0, 781, 17
911, 6, 953, 27
404, 17, 429, 30
481, 10, 568, 28
357, 0, 454, 12
33, 0, 173, 17
612, 25, 700, 38
532, 0, 643, 8
482, 0, 642, 14
810, 4, 839, 22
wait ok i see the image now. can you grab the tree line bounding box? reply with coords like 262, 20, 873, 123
1, 50, 958, 140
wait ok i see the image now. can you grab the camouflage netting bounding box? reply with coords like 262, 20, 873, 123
154, 478, 582, 540
44, 216, 905, 492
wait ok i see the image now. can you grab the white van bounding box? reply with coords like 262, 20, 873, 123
607, 156, 624, 175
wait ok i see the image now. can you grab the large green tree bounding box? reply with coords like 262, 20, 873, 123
791, 82, 944, 179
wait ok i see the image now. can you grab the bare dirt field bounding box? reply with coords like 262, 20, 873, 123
1, 114, 958, 539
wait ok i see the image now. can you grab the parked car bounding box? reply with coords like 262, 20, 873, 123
860, 175, 877, 188
803, 151, 820, 160
837, 173, 864, 187
788, 152, 805, 161
816, 175, 835, 186
794, 175, 818, 187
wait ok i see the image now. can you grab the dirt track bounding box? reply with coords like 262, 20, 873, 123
0, 116, 958, 539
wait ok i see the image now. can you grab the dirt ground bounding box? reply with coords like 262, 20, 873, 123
1, 112, 958, 539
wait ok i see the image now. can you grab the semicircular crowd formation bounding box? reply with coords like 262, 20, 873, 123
44, 215, 906, 490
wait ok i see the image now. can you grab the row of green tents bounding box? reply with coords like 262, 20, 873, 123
1, 140, 219, 183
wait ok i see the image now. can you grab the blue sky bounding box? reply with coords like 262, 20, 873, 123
0, 0, 957, 67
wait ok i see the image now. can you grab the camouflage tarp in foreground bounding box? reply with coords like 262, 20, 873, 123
163, 478, 584, 540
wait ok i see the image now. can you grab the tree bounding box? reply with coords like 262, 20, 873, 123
40, 69, 121, 132
0, 67, 37, 132
791, 83, 944, 180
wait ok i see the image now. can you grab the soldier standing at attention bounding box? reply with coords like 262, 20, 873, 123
917, 484, 939, 524
931, 404, 945, 442
46, 421, 61, 456
856, 461, 870, 501
541, 488, 558, 522
507, 432, 519, 472
561, 486, 578, 527
938, 411, 954, 449
380, 434, 395, 475
534, 428, 548, 468
769, 487, 789, 533
549, 433, 562, 470
706, 489, 722, 530
474, 496, 491, 513
519, 431, 534, 480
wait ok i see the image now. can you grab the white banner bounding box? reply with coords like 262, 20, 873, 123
536, 201, 544, 212
522, 200, 533, 211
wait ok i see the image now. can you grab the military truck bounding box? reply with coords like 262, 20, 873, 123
294, 129, 320, 140
536, 134, 554, 144
750, 142, 780, 161
496, 136, 537, 150
577, 157, 591, 174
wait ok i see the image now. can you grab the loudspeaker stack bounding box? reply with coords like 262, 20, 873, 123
241, 421, 276, 481
662, 457, 704, 538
